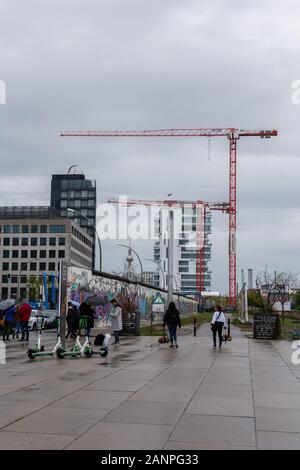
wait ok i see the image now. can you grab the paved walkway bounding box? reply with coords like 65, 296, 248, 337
1, 323, 300, 449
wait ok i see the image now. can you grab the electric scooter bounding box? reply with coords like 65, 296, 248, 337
56, 316, 93, 359
27, 314, 47, 359
27, 315, 63, 359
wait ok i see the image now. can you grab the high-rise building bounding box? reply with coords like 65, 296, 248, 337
153, 206, 212, 296
0, 206, 93, 301
50, 171, 97, 268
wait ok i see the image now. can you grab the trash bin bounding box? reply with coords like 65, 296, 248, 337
122, 311, 141, 336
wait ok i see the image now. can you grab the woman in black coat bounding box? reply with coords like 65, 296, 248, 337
163, 301, 181, 349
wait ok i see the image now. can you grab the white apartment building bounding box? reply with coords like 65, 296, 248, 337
153, 206, 212, 297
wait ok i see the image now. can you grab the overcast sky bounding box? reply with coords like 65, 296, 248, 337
0, 0, 299, 293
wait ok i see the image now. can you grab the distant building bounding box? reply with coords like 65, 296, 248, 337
0, 206, 93, 300
50, 171, 97, 268
153, 206, 212, 296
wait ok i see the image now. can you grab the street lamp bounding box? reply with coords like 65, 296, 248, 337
118, 243, 144, 282
144, 258, 166, 290
67, 208, 102, 272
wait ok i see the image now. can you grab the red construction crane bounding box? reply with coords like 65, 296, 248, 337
108, 197, 230, 297
61, 127, 278, 306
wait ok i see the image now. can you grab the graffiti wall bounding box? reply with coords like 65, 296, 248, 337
67, 267, 199, 327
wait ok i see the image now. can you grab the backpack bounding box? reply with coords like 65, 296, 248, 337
94, 333, 105, 346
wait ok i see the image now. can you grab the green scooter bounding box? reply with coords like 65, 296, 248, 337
27, 315, 64, 360
56, 316, 93, 359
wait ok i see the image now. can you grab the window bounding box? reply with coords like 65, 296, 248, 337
21, 262, 28, 271
3, 250, 9, 258
21, 238, 28, 246
21, 250, 28, 258
58, 250, 65, 258
12, 238, 19, 246
60, 200, 68, 208
49, 250, 56, 258
81, 190, 88, 198
4, 225, 11, 233
31, 238, 38, 246
49, 237, 56, 246
30, 263, 37, 271
50, 225, 65, 233
11, 276, 18, 284
3, 238, 10, 246
39, 262, 46, 271
40, 250, 46, 258
40, 225, 47, 233
61, 191, 68, 198
68, 190, 74, 198
59, 237, 65, 246
12, 250, 19, 258
11, 287, 17, 296
2, 275, 8, 283
1, 287, 8, 298
22, 225, 29, 233
30, 250, 37, 259
2, 262, 9, 271
31, 225, 38, 233
12, 263, 18, 271
40, 237, 47, 246
74, 200, 81, 208
20, 275, 27, 284
13, 225, 20, 233
48, 262, 56, 271
88, 199, 95, 207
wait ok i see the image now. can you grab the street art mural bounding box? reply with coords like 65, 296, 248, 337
67, 267, 199, 327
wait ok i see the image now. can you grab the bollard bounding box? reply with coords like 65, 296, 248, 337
193, 317, 197, 336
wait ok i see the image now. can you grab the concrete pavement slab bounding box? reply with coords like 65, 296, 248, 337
103, 400, 186, 425
170, 414, 256, 447
3, 406, 108, 436
257, 431, 300, 450
65, 422, 173, 450
254, 392, 300, 409
130, 384, 195, 403
256, 407, 300, 433
85, 377, 148, 392
0, 431, 74, 450
186, 396, 254, 417
164, 441, 256, 450
51, 389, 131, 410
195, 382, 253, 399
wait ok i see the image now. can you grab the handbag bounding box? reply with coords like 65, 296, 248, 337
211, 312, 222, 332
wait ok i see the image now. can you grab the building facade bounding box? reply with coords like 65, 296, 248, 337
153, 206, 212, 296
50, 172, 97, 267
0, 206, 93, 300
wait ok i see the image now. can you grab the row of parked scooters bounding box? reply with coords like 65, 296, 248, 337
27, 314, 110, 360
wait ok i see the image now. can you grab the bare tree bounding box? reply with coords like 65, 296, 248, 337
256, 268, 297, 323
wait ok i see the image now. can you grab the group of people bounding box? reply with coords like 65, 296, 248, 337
163, 302, 228, 349
0, 300, 32, 343
66, 298, 123, 346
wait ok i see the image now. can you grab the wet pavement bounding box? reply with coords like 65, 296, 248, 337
1, 322, 300, 449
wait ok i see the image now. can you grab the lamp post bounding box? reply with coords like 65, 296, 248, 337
118, 243, 144, 282
144, 258, 166, 290
67, 208, 102, 272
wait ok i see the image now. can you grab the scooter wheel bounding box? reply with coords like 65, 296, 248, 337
99, 348, 108, 358
84, 349, 93, 358
56, 347, 66, 359
27, 349, 36, 360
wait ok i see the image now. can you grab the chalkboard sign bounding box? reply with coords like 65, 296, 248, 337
253, 314, 280, 339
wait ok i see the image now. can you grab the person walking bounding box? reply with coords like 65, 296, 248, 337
2, 305, 16, 342
109, 299, 122, 346
211, 305, 227, 349
163, 301, 181, 349
18, 299, 32, 343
